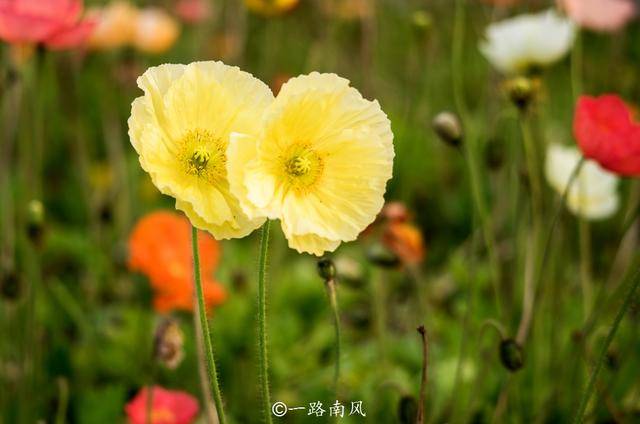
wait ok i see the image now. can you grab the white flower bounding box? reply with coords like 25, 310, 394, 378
545, 144, 619, 220
480, 9, 576, 74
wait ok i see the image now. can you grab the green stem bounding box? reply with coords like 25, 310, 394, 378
452, 0, 502, 316
573, 267, 640, 423
579, 217, 592, 319
191, 226, 226, 424
325, 278, 341, 394
257, 221, 272, 424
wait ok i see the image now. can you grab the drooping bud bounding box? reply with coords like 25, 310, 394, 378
366, 243, 401, 268
153, 318, 184, 369
499, 339, 524, 372
317, 257, 336, 281
432, 111, 463, 147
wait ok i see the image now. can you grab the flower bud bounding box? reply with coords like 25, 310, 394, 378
153, 318, 184, 369
499, 339, 524, 372
505, 76, 535, 110
432, 111, 463, 147
317, 258, 336, 281
27, 199, 45, 245
397, 395, 418, 424
411, 10, 432, 32
1, 271, 21, 301
366, 243, 400, 268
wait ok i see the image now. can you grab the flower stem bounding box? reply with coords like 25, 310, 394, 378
579, 217, 593, 319
324, 277, 341, 394
452, 0, 502, 316
191, 226, 226, 424
573, 266, 640, 424
257, 221, 272, 424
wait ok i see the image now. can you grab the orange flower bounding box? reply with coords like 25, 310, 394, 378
128, 211, 226, 313
86, 1, 137, 50
131, 7, 180, 54
382, 221, 425, 266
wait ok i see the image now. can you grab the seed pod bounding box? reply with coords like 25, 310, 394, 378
499, 339, 524, 372
317, 258, 336, 281
153, 318, 184, 370
432, 111, 463, 147
366, 243, 401, 268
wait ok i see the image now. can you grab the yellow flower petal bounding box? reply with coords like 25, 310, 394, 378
228, 72, 394, 255
128, 61, 273, 239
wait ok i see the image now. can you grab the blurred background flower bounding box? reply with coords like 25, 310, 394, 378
125, 386, 199, 424
480, 9, 575, 74
86, 1, 137, 50
244, 0, 300, 16
128, 211, 226, 313
131, 7, 180, 54
0, 0, 95, 49
558, 0, 636, 32
175, 0, 212, 24
545, 143, 620, 220
574, 94, 640, 176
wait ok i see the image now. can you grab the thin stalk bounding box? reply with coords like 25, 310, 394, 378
518, 158, 585, 343
191, 226, 226, 424
579, 217, 592, 319
452, 0, 502, 315
257, 221, 272, 424
573, 267, 640, 423
416, 326, 429, 424
145, 384, 154, 424
324, 278, 341, 394
193, 291, 219, 424
55, 377, 69, 424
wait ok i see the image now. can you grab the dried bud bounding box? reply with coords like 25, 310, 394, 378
153, 318, 184, 369
366, 243, 400, 268
397, 395, 419, 424
317, 258, 336, 281
499, 339, 524, 372
432, 111, 463, 147
26, 199, 45, 245
505, 77, 535, 110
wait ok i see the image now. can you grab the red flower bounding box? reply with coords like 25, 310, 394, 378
0, 0, 95, 49
128, 211, 226, 314
125, 386, 199, 424
574, 94, 640, 176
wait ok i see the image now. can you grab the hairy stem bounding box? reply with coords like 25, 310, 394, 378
191, 226, 226, 424
257, 221, 272, 424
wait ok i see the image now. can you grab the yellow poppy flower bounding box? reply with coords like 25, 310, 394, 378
128, 61, 273, 239
227, 72, 394, 255
244, 0, 299, 16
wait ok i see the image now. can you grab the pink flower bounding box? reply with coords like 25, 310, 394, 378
0, 0, 95, 49
559, 0, 636, 32
125, 386, 199, 424
175, 0, 211, 24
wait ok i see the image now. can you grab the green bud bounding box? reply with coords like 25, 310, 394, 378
317, 258, 336, 281
499, 339, 524, 372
